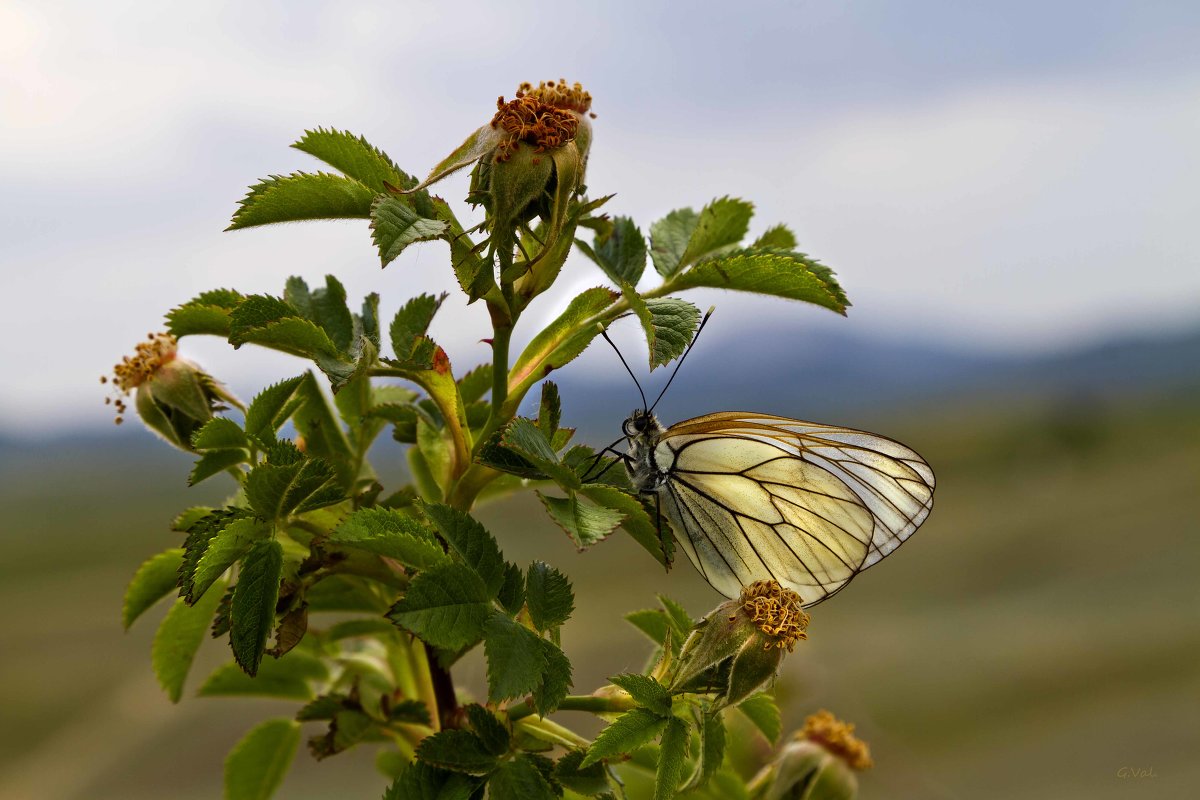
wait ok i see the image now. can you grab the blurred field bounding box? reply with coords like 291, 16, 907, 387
1, 388, 1197, 799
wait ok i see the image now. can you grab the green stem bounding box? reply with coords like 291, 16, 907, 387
507, 693, 638, 722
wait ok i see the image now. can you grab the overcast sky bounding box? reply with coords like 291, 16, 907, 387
2, 0, 1198, 430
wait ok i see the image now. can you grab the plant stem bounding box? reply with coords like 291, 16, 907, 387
425, 642, 459, 728
507, 693, 638, 722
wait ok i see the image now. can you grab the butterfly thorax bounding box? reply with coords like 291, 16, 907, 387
622, 409, 671, 492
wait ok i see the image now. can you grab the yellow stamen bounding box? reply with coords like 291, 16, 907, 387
740, 580, 809, 651
799, 710, 873, 771
518, 78, 594, 116
105, 331, 178, 423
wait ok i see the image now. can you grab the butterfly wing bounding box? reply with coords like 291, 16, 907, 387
656, 412, 935, 605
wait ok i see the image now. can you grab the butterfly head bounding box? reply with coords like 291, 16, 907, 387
622, 409, 663, 440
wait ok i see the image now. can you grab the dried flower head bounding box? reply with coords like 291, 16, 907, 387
490, 93, 580, 162
103, 332, 179, 424
740, 580, 810, 651
800, 710, 873, 771
517, 78, 594, 116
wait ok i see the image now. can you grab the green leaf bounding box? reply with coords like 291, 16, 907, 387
173, 505, 215, 532
671, 249, 849, 314
371, 196, 450, 266
227, 172, 375, 230
610, 673, 671, 716
384, 762, 482, 800
658, 594, 695, 639
230, 539, 283, 676
626, 294, 701, 369
179, 508, 240, 601
465, 703, 511, 757
192, 417, 249, 450
736, 692, 782, 743
533, 638, 573, 717
625, 609, 670, 647
290, 373, 355, 471
199, 651, 328, 701
655, 716, 690, 800
422, 503, 507, 596
525, 561, 574, 632
537, 492, 624, 549
309, 274, 355, 354
483, 612, 548, 703
588, 216, 647, 286
188, 449, 250, 487
579, 484, 670, 566
488, 754, 558, 800
244, 376, 305, 444
307, 575, 388, 613
387, 562, 491, 651
497, 561, 526, 616
308, 709, 377, 760
328, 508, 447, 569
389, 293, 446, 368
536, 381, 562, 441
649, 208, 700, 277
152, 579, 226, 702
224, 718, 301, 800
554, 750, 610, 796
189, 517, 266, 603
292, 128, 414, 193
686, 711, 727, 791
500, 417, 579, 489
752, 224, 797, 250
678, 196, 754, 269
166, 289, 244, 338
509, 287, 618, 392
581, 708, 668, 768
123, 548, 184, 630
457, 363, 492, 404
415, 729, 498, 776
245, 449, 342, 520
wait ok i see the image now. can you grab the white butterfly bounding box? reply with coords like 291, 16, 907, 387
599, 314, 936, 606
621, 409, 935, 605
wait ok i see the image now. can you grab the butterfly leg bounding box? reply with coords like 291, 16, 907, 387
579, 439, 629, 483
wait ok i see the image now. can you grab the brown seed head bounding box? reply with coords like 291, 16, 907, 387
489, 93, 580, 161
799, 709, 873, 771
517, 78, 594, 115
740, 580, 809, 651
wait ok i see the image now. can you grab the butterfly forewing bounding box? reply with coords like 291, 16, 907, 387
656, 412, 935, 605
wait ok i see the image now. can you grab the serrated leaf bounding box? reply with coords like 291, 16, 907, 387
309, 274, 355, 353
587, 216, 647, 286
678, 196, 754, 269
389, 293, 446, 368
581, 708, 668, 768
371, 196, 449, 266
384, 762, 482, 800
192, 417, 249, 450
152, 579, 226, 702
387, 562, 491, 651
554, 750, 610, 796
625, 609, 670, 646
308, 575, 388, 613
483, 612, 548, 703
180, 508, 243, 603
536, 382, 561, 441
752, 224, 797, 250
737, 692, 782, 743
537, 492, 624, 549
422, 503, 506, 596
173, 506, 214, 532
244, 376, 305, 444
533, 638, 573, 717
509, 287, 618, 391
167, 305, 234, 338
199, 651, 328, 700
671, 249, 849, 314
685, 710, 727, 791
230, 539, 283, 676
292, 128, 414, 193
188, 449, 250, 486
610, 673, 671, 716
290, 373, 355, 473
658, 594, 695, 639
497, 561, 526, 616
224, 718, 301, 800
227, 172, 375, 230
308, 709, 376, 760
488, 754, 558, 800
626, 294, 701, 369
501, 417, 579, 489
189, 517, 266, 603
649, 208, 700, 277
328, 508, 447, 570
525, 561, 574, 632
655, 716, 690, 800
579, 484, 671, 566
123, 548, 185, 630
465, 703, 510, 757
245, 454, 341, 520
415, 729, 498, 775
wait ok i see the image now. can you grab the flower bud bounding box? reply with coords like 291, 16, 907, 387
104, 332, 239, 451
670, 580, 809, 705
754, 711, 871, 800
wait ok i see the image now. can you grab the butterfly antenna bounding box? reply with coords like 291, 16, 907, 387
600, 327, 649, 412
649, 307, 714, 413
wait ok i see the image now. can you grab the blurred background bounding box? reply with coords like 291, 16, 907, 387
1, 1, 1197, 798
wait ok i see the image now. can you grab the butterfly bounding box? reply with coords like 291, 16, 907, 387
595, 313, 936, 606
